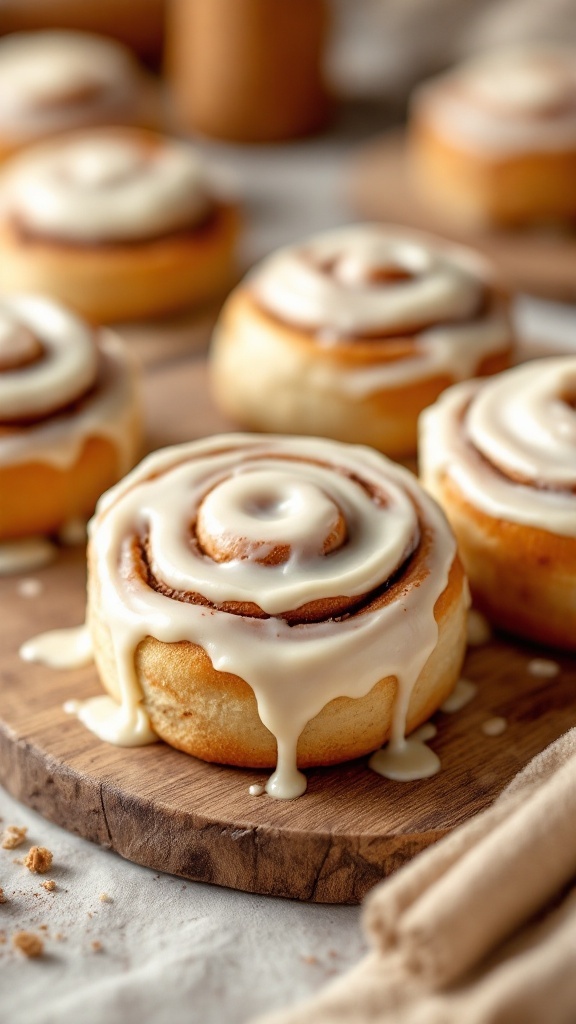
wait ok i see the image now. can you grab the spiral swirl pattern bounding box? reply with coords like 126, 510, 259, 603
87, 434, 458, 797
2, 129, 211, 243
414, 47, 576, 155
420, 357, 576, 535
0, 31, 142, 143
0, 295, 97, 422
249, 225, 511, 385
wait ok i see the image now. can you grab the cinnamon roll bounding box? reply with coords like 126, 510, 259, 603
0, 31, 156, 161
409, 47, 576, 227
0, 128, 241, 323
419, 357, 576, 650
0, 294, 140, 541
84, 434, 468, 797
210, 225, 513, 458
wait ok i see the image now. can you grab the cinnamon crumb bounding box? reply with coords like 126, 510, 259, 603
91, 940, 103, 952
2, 826, 27, 850
54, 933, 65, 942
99, 893, 111, 903
301, 955, 318, 965
0, 888, 6, 904
12, 932, 43, 958
41, 880, 56, 892
24, 847, 53, 874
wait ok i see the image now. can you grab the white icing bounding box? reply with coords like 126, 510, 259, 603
482, 717, 507, 737
20, 623, 92, 669
248, 784, 266, 797
77, 434, 457, 798
0, 31, 141, 141
527, 658, 560, 679
419, 357, 576, 537
17, 577, 43, 598
2, 131, 211, 243
248, 225, 511, 392
414, 47, 576, 156
467, 608, 492, 647
440, 678, 477, 713
0, 538, 56, 575
369, 734, 441, 781
0, 295, 97, 421
0, 329, 139, 474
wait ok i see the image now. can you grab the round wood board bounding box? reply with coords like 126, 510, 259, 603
1, 359, 576, 904
348, 132, 576, 302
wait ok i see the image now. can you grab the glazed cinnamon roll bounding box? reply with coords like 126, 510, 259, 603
83, 434, 468, 797
419, 357, 576, 650
0, 294, 140, 542
409, 47, 576, 227
0, 31, 156, 161
0, 128, 240, 322
210, 225, 513, 458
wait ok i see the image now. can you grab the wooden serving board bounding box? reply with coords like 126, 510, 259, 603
1, 358, 575, 904
348, 132, 576, 302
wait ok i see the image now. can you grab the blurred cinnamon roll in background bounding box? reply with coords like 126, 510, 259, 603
0, 128, 241, 322
0, 31, 157, 163
210, 224, 513, 458
408, 47, 576, 227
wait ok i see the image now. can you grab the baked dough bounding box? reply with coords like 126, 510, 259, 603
0, 294, 140, 539
85, 433, 468, 796
409, 47, 576, 227
419, 357, 576, 649
0, 128, 241, 322
0, 30, 157, 162
210, 224, 513, 458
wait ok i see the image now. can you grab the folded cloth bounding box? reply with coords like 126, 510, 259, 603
254, 728, 576, 1024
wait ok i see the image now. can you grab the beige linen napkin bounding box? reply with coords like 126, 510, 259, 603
255, 728, 576, 1024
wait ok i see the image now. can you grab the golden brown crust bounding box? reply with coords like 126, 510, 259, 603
431, 470, 576, 650
0, 435, 122, 539
409, 115, 576, 228
0, 201, 241, 323
88, 548, 468, 768
210, 287, 512, 458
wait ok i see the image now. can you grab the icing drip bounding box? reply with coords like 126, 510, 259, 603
249, 225, 511, 393
2, 130, 212, 243
419, 357, 576, 537
414, 47, 576, 156
527, 658, 560, 679
59, 435, 456, 798
0, 31, 141, 141
0, 538, 56, 575
369, 723, 440, 781
440, 678, 477, 713
20, 623, 92, 669
482, 717, 507, 737
17, 577, 43, 598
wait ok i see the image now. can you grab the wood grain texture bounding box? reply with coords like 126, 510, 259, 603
348, 132, 576, 302
1, 359, 575, 904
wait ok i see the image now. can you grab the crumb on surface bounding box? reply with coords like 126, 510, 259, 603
99, 892, 111, 903
41, 880, 56, 892
13, 932, 44, 958
2, 826, 27, 850
0, 888, 6, 904
24, 847, 53, 874
301, 955, 318, 965
91, 940, 103, 952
